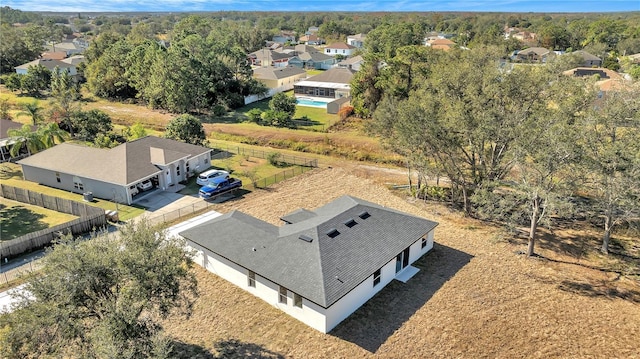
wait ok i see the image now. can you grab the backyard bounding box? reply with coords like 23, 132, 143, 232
0, 197, 77, 241
163, 167, 640, 358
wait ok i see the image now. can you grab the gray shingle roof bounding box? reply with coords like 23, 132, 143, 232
179, 195, 438, 308
304, 67, 355, 84
18, 136, 210, 185
252, 67, 307, 80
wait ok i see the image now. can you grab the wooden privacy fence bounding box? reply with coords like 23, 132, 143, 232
0, 185, 107, 260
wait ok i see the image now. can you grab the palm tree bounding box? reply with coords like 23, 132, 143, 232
7, 124, 44, 157
17, 101, 44, 125
38, 122, 69, 148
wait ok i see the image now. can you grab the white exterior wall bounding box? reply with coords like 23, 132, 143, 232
183, 226, 436, 334
325, 256, 397, 332
185, 240, 329, 332
325, 48, 356, 57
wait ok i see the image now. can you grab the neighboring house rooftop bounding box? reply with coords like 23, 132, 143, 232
325, 42, 356, 50
0, 119, 35, 140
15, 59, 75, 72
295, 67, 355, 90
41, 51, 67, 60
572, 50, 601, 61
337, 55, 364, 67
428, 38, 455, 46
562, 67, 622, 80
61, 55, 85, 66
518, 47, 551, 56
252, 66, 307, 80
248, 49, 292, 62
347, 33, 366, 41
18, 136, 210, 186
179, 195, 439, 308
303, 67, 355, 84
296, 51, 334, 62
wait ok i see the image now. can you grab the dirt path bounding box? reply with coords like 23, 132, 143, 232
164, 166, 640, 358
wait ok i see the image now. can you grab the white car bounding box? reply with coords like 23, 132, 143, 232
196, 169, 229, 186
137, 179, 153, 192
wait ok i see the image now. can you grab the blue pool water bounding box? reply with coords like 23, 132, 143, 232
296, 98, 331, 108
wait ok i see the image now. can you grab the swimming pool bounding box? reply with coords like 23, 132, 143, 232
296, 97, 332, 108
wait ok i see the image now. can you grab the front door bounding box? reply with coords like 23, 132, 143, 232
396, 247, 410, 273
165, 169, 172, 186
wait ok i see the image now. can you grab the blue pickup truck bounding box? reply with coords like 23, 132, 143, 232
199, 176, 242, 199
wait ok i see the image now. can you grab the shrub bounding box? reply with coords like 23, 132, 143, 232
267, 152, 282, 166
246, 108, 263, 124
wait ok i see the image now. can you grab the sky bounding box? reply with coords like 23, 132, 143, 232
3, 0, 639, 13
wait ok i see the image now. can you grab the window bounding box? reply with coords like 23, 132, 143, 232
373, 268, 381, 287
279, 286, 288, 304
248, 270, 256, 288
73, 181, 84, 191
293, 293, 302, 308
186, 162, 190, 173
176, 166, 180, 176
421, 236, 427, 248
55, 172, 61, 183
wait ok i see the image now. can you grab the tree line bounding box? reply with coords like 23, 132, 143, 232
361, 44, 639, 256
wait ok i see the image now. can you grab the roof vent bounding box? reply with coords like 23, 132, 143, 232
343, 218, 357, 228
326, 228, 340, 238
299, 234, 313, 243
358, 211, 371, 219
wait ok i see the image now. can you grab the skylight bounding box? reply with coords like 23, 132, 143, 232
299, 234, 314, 243
358, 211, 371, 219
343, 218, 357, 228
326, 228, 340, 238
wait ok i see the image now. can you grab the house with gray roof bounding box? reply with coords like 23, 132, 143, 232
15, 59, 77, 76
18, 136, 212, 204
571, 50, 602, 67
294, 67, 354, 99
288, 51, 336, 70
252, 66, 307, 90
0, 119, 36, 163
176, 195, 438, 333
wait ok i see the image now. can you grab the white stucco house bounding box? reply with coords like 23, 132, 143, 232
324, 42, 357, 57
15, 58, 77, 76
18, 136, 212, 204
175, 195, 438, 333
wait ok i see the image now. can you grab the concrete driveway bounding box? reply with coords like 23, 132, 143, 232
135, 191, 203, 216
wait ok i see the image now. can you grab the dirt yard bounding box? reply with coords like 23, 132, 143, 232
163, 167, 640, 358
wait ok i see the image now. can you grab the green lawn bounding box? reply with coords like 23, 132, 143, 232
230, 91, 338, 131
1, 163, 146, 221
179, 154, 304, 194
0, 197, 78, 241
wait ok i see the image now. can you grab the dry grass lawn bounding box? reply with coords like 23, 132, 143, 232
164, 167, 640, 358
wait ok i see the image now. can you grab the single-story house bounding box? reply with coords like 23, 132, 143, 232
288, 52, 336, 70
347, 33, 366, 48
273, 32, 296, 44
514, 47, 552, 63
45, 39, 88, 56
0, 119, 36, 163
15, 59, 77, 76
41, 51, 67, 60
61, 55, 85, 66
18, 136, 212, 205
175, 195, 439, 333
324, 43, 357, 57
299, 34, 323, 46
571, 50, 602, 67
425, 38, 457, 51
248, 49, 293, 68
336, 55, 364, 71
252, 67, 307, 89
294, 67, 354, 99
